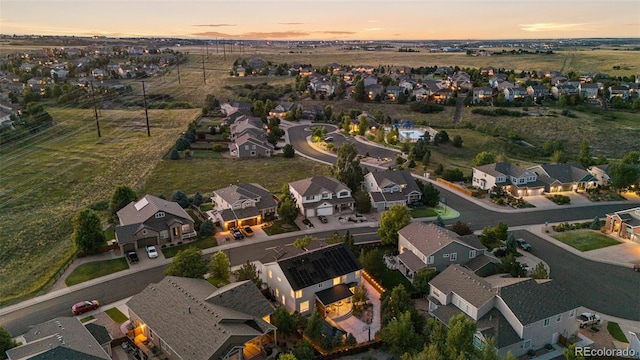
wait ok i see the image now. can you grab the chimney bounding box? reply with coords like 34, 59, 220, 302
188, 307, 191, 314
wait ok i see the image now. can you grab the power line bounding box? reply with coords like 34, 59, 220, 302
141, 81, 150, 136
90, 81, 101, 137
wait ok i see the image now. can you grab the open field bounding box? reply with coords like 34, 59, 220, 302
0, 108, 199, 306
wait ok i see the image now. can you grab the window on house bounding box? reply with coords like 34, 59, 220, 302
305, 195, 315, 201
300, 301, 309, 313
277, 277, 281, 282
172, 227, 179, 237
322, 192, 330, 199
275, 288, 279, 297
318, 283, 323, 289
333, 277, 340, 286
268, 270, 272, 278
569, 309, 576, 318
282, 295, 285, 305
290, 289, 294, 298
250, 151, 256, 156
155, 212, 165, 218
450, 253, 457, 261
341, 275, 347, 283
244, 145, 249, 150
428, 256, 434, 264
556, 314, 562, 322
339, 191, 349, 197
469, 250, 476, 258
443, 254, 449, 258
295, 290, 302, 299
252, 145, 256, 149
523, 340, 531, 349
543, 318, 550, 327
160, 230, 169, 239
355, 270, 361, 278
149, 329, 153, 339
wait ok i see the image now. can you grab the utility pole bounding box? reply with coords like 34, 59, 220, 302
216, 38, 218, 54
206, 42, 209, 56
142, 81, 150, 136
202, 55, 206, 84
90, 81, 101, 137
176, 60, 181, 84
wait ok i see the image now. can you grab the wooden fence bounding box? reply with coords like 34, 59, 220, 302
436, 178, 478, 197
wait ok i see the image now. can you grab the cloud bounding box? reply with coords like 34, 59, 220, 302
520, 23, 591, 32
322, 31, 356, 35
365, 27, 382, 31
278, 22, 304, 25
193, 24, 236, 27
191, 30, 311, 39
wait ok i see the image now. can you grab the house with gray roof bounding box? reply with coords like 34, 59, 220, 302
503, 86, 528, 101
126, 277, 275, 360
526, 85, 550, 101
385, 85, 403, 101
472, 162, 545, 196
365, 84, 384, 100
268, 102, 299, 119
396, 222, 487, 281
261, 243, 363, 316
211, 183, 278, 230
579, 83, 600, 100
605, 207, 640, 244
115, 195, 196, 253
527, 163, 597, 192
364, 170, 422, 211
6, 317, 110, 360
288, 176, 354, 218
472, 87, 494, 103
231, 133, 274, 159
229, 115, 265, 141
428, 265, 580, 358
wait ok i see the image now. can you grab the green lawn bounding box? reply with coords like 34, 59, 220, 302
161, 236, 218, 258
262, 219, 301, 236
607, 321, 629, 343
410, 207, 438, 218
104, 307, 129, 324
553, 231, 621, 252
65, 258, 129, 286
379, 268, 416, 293
80, 315, 95, 323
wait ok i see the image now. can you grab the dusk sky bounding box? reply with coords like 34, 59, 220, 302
2, 0, 639, 40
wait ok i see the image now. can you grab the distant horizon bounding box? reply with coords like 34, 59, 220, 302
2, 0, 639, 41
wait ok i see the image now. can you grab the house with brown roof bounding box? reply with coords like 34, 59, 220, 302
211, 183, 278, 230
605, 207, 640, 244
503, 86, 528, 101
526, 85, 550, 101
428, 265, 580, 358
288, 176, 354, 218
6, 317, 111, 360
365, 84, 384, 100
261, 243, 363, 316
115, 195, 196, 254
396, 222, 487, 281
579, 83, 599, 100
472, 162, 545, 196
364, 170, 422, 211
231, 133, 274, 159
126, 277, 276, 360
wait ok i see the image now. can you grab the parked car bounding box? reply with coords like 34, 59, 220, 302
324, 136, 334, 142
348, 213, 367, 223
516, 238, 532, 251
634, 263, 640, 272
231, 227, 244, 240
577, 312, 601, 328
127, 251, 139, 264
241, 226, 254, 237
318, 215, 328, 224
71, 300, 100, 315
302, 218, 314, 228
146, 245, 158, 259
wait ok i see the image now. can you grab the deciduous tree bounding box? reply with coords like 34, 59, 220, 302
378, 205, 411, 246
380, 311, 423, 357
0, 325, 19, 356
209, 250, 231, 285
473, 151, 496, 167
331, 142, 364, 192
413, 268, 437, 294
165, 247, 207, 278
446, 313, 477, 360
294, 235, 316, 250
278, 197, 299, 224
110, 185, 137, 217
236, 260, 262, 288
72, 208, 106, 254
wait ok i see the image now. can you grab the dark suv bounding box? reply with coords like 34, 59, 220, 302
127, 251, 139, 263
516, 238, 532, 251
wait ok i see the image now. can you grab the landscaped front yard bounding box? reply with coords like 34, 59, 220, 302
161, 237, 218, 258
553, 231, 621, 252
65, 258, 129, 286
409, 207, 438, 218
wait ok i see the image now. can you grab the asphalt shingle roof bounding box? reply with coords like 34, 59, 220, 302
213, 183, 277, 212
497, 279, 579, 325
530, 163, 595, 184
398, 222, 467, 257
116, 195, 191, 226
429, 265, 496, 308
289, 176, 351, 197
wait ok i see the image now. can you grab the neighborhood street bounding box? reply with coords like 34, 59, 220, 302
1, 123, 639, 338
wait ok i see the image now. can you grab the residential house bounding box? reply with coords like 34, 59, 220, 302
396, 222, 487, 281
325, 62, 342, 72
472, 162, 545, 196
0, 108, 15, 130
221, 100, 253, 116
450, 71, 473, 90
301, 105, 326, 121
231, 133, 274, 159
362, 74, 378, 87
118, 65, 136, 78
50, 68, 68, 79
288, 176, 354, 217
385, 85, 403, 101
551, 83, 579, 99
587, 164, 611, 187
261, 243, 363, 316
496, 81, 516, 92
428, 265, 580, 358
309, 76, 336, 95
268, 102, 298, 119
355, 65, 375, 74
365, 84, 384, 100
503, 86, 528, 101
91, 68, 106, 79
126, 277, 276, 360
481, 66, 497, 76
6, 317, 111, 360
139, 63, 160, 76
115, 195, 196, 253
364, 170, 422, 211
579, 83, 599, 100
211, 183, 278, 230
526, 85, 550, 101
399, 79, 417, 92
527, 163, 597, 192
413, 87, 430, 101
488, 74, 508, 88
472, 87, 494, 103
249, 58, 266, 70
605, 207, 640, 244
229, 115, 265, 141
609, 86, 630, 101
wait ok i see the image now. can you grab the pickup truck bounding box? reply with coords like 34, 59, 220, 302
577, 312, 601, 328
127, 251, 139, 264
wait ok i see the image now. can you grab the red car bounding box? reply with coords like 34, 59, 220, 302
71, 300, 100, 315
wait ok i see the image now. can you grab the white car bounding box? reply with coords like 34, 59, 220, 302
146, 245, 159, 259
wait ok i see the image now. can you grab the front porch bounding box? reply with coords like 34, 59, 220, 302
316, 284, 355, 319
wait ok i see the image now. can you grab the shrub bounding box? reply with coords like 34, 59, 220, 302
212, 143, 227, 152
547, 194, 571, 205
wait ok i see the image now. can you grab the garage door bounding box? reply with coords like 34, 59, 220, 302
317, 206, 333, 216
122, 243, 136, 252
243, 218, 258, 226
138, 237, 158, 248
305, 208, 315, 217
